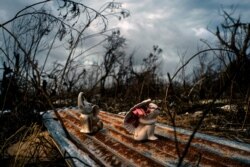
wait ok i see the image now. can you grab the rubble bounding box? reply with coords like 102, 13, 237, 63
43, 108, 250, 167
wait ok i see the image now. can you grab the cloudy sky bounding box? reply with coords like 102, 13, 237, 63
114, 0, 250, 76
0, 0, 250, 77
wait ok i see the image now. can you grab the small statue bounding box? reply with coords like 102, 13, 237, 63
124, 99, 160, 141
78, 92, 103, 134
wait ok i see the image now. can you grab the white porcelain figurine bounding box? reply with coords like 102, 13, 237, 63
124, 99, 160, 141
78, 92, 103, 134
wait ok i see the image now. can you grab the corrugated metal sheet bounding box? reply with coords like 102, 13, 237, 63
43, 108, 250, 167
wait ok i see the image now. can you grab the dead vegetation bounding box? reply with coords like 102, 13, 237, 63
0, 1, 250, 166
0, 123, 66, 167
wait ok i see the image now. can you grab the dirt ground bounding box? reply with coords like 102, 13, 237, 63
157, 110, 250, 144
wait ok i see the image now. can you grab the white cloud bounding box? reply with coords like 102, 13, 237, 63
1, 0, 250, 76
117, 20, 136, 31
145, 11, 167, 20
0, 9, 7, 23
192, 27, 211, 38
